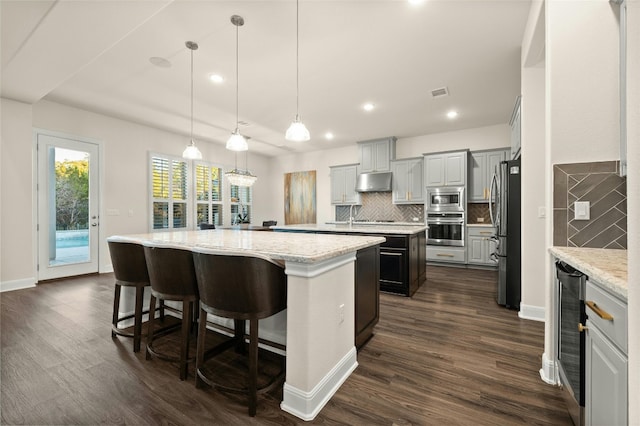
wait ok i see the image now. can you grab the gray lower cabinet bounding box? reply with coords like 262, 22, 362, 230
426, 246, 466, 264
467, 226, 497, 266
585, 279, 628, 426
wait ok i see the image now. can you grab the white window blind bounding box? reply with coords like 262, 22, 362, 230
194, 162, 223, 227
150, 154, 189, 230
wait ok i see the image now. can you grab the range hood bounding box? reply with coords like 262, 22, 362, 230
356, 172, 392, 192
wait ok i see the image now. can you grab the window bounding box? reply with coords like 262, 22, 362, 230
230, 184, 252, 224
194, 162, 223, 227
150, 154, 189, 230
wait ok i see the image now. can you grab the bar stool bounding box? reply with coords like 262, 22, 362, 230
143, 243, 199, 380
108, 240, 158, 352
192, 248, 287, 417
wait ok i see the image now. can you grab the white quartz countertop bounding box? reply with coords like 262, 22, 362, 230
272, 223, 428, 235
108, 230, 385, 264
549, 247, 628, 300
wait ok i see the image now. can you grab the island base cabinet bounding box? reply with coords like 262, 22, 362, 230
355, 246, 380, 349
585, 324, 628, 426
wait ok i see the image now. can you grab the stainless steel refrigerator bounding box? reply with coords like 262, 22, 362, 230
489, 159, 521, 309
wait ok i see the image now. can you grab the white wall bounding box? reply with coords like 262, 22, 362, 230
0, 99, 35, 290
519, 0, 547, 322
625, 1, 639, 422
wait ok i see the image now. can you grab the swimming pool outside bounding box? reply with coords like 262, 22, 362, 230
51, 230, 89, 265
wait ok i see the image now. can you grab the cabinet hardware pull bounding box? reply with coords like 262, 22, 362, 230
578, 323, 588, 332
436, 254, 455, 257
479, 231, 492, 235
585, 301, 614, 321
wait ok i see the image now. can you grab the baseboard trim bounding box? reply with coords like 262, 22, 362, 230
281, 347, 358, 421
539, 351, 558, 385
518, 303, 545, 322
0, 277, 36, 293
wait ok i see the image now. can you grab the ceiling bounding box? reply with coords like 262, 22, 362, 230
1, 0, 531, 157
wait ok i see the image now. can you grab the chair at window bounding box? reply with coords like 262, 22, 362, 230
108, 240, 159, 353
143, 243, 199, 380
261, 220, 277, 227
192, 248, 287, 417
199, 223, 216, 230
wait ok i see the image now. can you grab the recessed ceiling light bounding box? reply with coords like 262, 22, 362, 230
447, 110, 459, 119
408, 0, 425, 5
363, 103, 375, 112
325, 132, 334, 140
149, 57, 172, 68
209, 74, 224, 83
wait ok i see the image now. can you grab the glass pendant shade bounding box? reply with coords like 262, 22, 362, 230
225, 169, 257, 187
286, 115, 310, 142
183, 140, 202, 159
226, 129, 249, 151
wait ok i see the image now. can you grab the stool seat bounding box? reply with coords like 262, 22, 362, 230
108, 241, 158, 352
143, 244, 199, 380
192, 249, 287, 417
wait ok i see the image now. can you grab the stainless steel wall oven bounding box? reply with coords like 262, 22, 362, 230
426, 212, 464, 247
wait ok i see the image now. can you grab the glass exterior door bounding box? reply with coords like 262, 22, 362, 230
37, 133, 99, 280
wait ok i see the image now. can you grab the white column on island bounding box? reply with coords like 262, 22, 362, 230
280, 252, 358, 421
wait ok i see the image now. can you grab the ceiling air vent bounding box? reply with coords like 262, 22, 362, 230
431, 87, 449, 98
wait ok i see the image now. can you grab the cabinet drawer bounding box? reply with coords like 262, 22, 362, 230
467, 227, 495, 238
426, 246, 466, 263
381, 235, 407, 248
585, 280, 627, 353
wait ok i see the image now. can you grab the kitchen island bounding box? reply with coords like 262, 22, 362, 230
107, 229, 384, 421
272, 223, 427, 297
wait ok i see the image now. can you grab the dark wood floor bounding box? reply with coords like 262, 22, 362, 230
1, 266, 572, 425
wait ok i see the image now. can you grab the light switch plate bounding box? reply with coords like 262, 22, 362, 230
574, 201, 590, 220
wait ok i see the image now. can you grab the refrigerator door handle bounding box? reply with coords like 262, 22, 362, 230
489, 172, 498, 227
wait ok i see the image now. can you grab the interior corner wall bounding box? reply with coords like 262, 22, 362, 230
520, 66, 546, 318
1, 98, 35, 289
625, 1, 639, 423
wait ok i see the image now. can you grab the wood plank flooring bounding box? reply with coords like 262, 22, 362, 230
1, 266, 572, 425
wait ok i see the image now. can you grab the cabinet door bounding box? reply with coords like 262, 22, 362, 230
391, 160, 409, 203
585, 324, 628, 426
408, 159, 424, 202
487, 150, 505, 201
343, 166, 360, 204
445, 152, 466, 186
330, 167, 346, 204
424, 154, 445, 187
510, 101, 521, 159
359, 144, 375, 173
467, 236, 484, 263
469, 152, 487, 201
373, 140, 391, 172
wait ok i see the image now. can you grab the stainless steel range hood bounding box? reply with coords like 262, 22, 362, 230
356, 172, 392, 192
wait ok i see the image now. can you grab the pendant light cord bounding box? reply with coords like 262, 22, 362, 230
190, 46, 194, 142
235, 20, 240, 130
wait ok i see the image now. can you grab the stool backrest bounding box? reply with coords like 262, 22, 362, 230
193, 252, 286, 320
143, 246, 199, 298
108, 241, 149, 284
199, 223, 216, 230
262, 220, 277, 227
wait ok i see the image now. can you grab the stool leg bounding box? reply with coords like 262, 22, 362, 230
111, 284, 122, 338
195, 306, 207, 389
159, 299, 165, 320
133, 285, 144, 352
248, 318, 258, 417
179, 300, 192, 381
146, 295, 157, 361
234, 319, 246, 354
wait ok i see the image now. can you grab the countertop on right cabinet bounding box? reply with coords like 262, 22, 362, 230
549, 247, 627, 300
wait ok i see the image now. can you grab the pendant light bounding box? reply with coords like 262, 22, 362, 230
225, 150, 257, 187
226, 15, 249, 152
285, 0, 310, 142
182, 41, 203, 160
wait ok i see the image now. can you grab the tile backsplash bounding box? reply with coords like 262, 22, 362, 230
335, 192, 424, 223
467, 202, 492, 225
553, 161, 627, 249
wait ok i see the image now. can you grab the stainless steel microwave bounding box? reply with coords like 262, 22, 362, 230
426, 187, 464, 212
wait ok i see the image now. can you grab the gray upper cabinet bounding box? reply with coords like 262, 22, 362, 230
424, 150, 467, 187
469, 149, 508, 202
330, 164, 361, 205
358, 137, 396, 173
391, 157, 424, 204
510, 96, 521, 160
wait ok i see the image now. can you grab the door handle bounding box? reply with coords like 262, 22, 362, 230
91, 223, 99, 227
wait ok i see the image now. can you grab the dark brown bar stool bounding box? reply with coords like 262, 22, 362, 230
192, 249, 287, 417
143, 244, 199, 380
108, 240, 158, 352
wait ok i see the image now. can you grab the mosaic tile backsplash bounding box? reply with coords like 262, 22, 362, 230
335, 192, 424, 223
467, 202, 492, 225
553, 161, 627, 249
